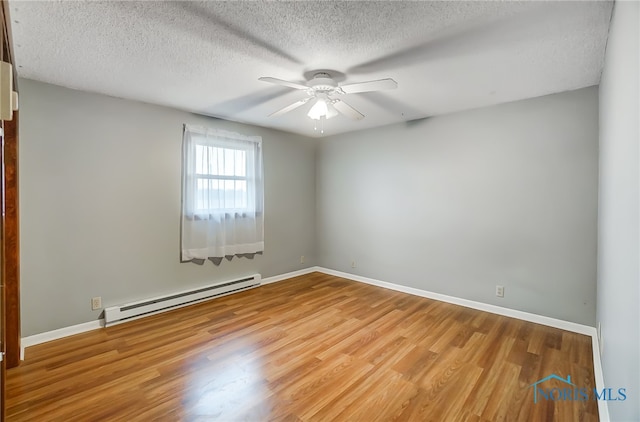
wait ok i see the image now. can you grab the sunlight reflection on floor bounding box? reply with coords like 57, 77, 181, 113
184, 339, 273, 419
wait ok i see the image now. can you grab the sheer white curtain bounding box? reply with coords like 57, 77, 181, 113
181, 125, 264, 261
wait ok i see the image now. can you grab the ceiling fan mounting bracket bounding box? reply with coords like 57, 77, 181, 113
312, 71, 332, 79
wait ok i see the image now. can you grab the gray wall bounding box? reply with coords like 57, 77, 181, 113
19, 79, 317, 336
19, 79, 602, 336
317, 87, 599, 326
597, 1, 640, 420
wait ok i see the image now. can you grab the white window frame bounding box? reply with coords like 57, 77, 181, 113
181, 124, 264, 261
182, 125, 262, 219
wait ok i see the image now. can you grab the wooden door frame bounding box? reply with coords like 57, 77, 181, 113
0, 117, 4, 419
3, 115, 18, 369
1, 0, 21, 373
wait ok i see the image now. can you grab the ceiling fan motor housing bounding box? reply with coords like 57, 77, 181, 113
308, 72, 337, 92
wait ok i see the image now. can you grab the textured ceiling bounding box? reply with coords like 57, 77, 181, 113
9, 1, 613, 138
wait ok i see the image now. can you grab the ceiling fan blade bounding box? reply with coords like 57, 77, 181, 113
259, 77, 309, 91
269, 97, 311, 117
339, 78, 398, 94
333, 99, 365, 120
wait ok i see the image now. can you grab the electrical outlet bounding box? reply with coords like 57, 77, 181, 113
351, 260, 356, 268
91, 296, 102, 310
495, 285, 504, 298
300, 255, 305, 264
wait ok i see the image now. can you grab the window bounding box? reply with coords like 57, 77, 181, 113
194, 143, 249, 212
181, 125, 263, 262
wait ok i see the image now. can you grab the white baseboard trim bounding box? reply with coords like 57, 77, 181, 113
18, 265, 609, 420
591, 334, 610, 421
313, 267, 609, 421
21, 319, 104, 360
316, 267, 594, 334
20, 267, 320, 357
261, 267, 319, 285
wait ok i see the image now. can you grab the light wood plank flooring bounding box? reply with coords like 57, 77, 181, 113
7, 272, 598, 421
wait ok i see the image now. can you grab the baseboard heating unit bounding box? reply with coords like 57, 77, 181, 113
104, 274, 261, 326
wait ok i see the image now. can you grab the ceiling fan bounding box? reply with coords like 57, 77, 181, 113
259, 71, 397, 121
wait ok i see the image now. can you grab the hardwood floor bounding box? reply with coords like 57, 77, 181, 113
6, 272, 598, 421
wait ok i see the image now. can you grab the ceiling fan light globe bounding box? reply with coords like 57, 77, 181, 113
326, 104, 339, 119
307, 99, 329, 120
